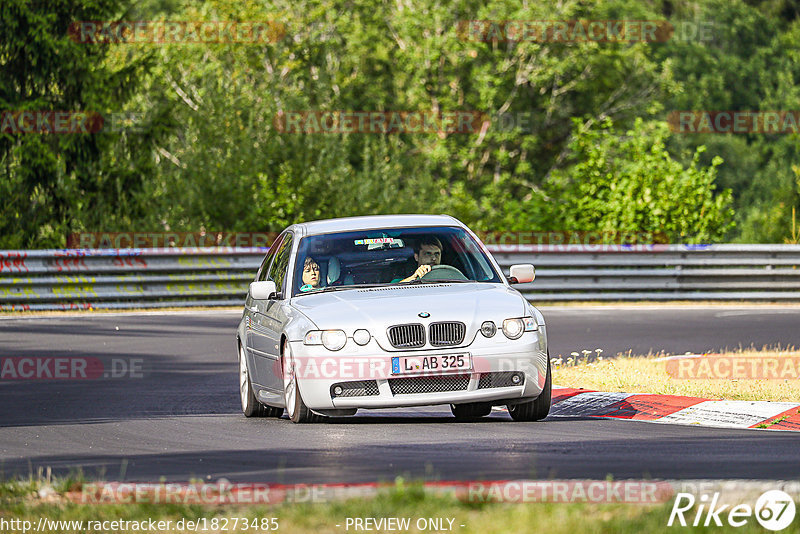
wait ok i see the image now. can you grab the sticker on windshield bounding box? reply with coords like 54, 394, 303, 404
354, 238, 398, 246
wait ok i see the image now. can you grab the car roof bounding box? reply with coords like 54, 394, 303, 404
293, 214, 463, 237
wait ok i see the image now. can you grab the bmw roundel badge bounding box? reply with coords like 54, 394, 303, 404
418, 312, 430, 318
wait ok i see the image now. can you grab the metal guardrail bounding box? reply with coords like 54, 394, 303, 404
490, 244, 800, 301
1, 245, 799, 311
0, 248, 264, 311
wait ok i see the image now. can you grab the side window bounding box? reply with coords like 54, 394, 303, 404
268, 233, 293, 297
256, 235, 283, 282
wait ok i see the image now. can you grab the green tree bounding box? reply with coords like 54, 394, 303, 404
127, 0, 437, 233
550, 118, 734, 242
654, 0, 800, 242
6, 0, 800, 246
0, 0, 166, 248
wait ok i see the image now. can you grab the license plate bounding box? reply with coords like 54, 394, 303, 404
391, 353, 472, 375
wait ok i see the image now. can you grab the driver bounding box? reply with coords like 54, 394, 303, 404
393, 237, 443, 283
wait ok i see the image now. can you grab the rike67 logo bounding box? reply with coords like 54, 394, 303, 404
669, 490, 796, 531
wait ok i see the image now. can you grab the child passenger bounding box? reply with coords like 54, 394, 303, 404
299, 257, 322, 292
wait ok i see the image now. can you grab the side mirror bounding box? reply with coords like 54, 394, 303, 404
508, 264, 535, 284
250, 280, 278, 300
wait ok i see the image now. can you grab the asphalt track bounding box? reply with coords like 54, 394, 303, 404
1, 306, 799, 483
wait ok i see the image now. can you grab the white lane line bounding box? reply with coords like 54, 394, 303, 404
715, 310, 800, 317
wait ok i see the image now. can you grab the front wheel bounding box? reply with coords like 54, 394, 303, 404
282, 340, 323, 423
507, 359, 552, 422
239, 343, 283, 418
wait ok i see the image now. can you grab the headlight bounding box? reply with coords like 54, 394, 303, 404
321, 330, 347, 351
353, 329, 371, 346
304, 330, 347, 351
502, 318, 524, 339
502, 317, 537, 339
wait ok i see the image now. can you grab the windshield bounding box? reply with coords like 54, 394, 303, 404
291, 226, 502, 296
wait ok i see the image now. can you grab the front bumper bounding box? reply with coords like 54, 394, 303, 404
289, 330, 548, 410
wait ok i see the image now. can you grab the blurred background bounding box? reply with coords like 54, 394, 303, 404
2, 0, 799, 248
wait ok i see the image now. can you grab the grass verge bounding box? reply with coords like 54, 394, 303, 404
0, 479, 776, 534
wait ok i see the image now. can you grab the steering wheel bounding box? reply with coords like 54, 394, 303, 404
420, 264, 468, 281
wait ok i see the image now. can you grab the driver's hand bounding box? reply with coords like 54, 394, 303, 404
414, 265, 432, 279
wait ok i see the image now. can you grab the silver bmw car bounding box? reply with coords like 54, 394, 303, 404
236, 214, 550, 423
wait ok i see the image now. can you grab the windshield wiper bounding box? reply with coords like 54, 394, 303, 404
300, 283, 385, 294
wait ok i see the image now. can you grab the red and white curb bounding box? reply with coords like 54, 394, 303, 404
548, 386, 800, 431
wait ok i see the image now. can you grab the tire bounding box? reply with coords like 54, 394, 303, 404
282, 340, 323, 423
507, 358, 552, 422
450, 402, 492, 420
239, 343, 283, 418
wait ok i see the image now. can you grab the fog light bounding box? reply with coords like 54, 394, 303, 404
480, 321, 496, 338
333, 386, 343, 396
511, 373, 522, 384
353, 329, 371, 346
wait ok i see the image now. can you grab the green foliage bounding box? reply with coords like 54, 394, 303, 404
2, 0, 797, 246
550, 118, 734, 242
654, 0, 800, 243
0, 0, 166, 248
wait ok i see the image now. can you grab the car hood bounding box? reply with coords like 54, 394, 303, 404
290, 283, 528, 351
